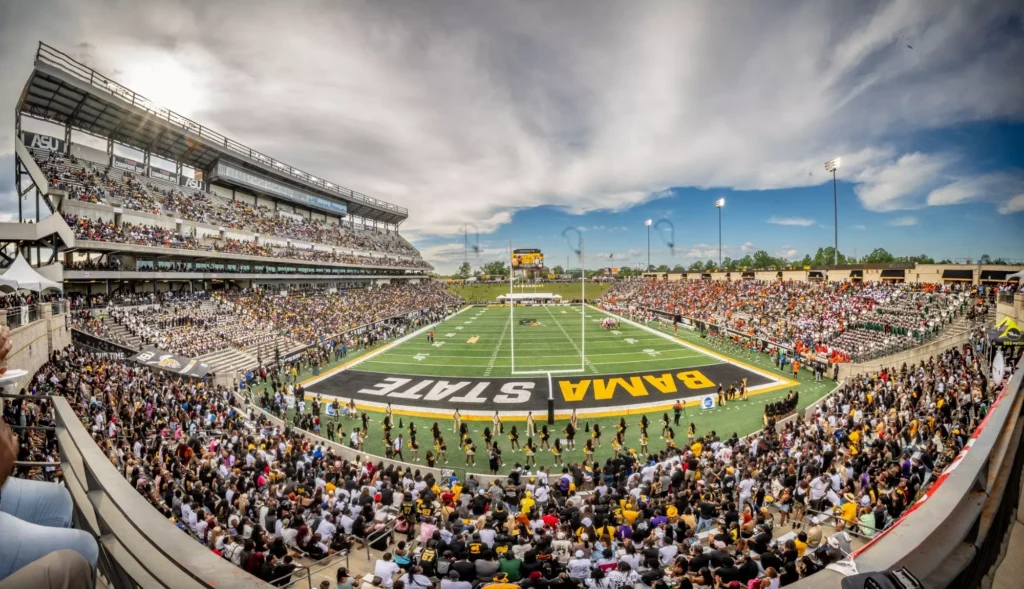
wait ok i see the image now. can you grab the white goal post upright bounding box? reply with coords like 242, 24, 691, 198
508, 238, 587, 376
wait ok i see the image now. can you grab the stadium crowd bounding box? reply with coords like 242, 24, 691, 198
601, 280, 984, 363
65, 214, 432, 270
7, 333, 1003, 588
37, 149, 419, 256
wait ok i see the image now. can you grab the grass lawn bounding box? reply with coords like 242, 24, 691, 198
251, 306, 837, 475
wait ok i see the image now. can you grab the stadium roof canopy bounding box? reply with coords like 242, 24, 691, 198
16, 42, 407, 225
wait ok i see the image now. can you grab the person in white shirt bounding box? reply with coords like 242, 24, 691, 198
567, 550, 592, 581
315, 514, 337, 540
658, 542, 678, 566
373, 553, 401, 588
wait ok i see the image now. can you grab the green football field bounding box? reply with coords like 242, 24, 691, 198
447, 281, 613, 304
354, 305, 720, 378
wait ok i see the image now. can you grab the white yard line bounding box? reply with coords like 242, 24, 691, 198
483, 316, 511, 377
544, 305, 599, 374
587, 304, 790, 392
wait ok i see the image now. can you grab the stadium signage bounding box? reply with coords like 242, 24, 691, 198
311, 363, 772, 413
22, 132, 65, 153
180, 176, 204, 190
150, 167, 177, 183
114, 155, 145, 173
212, 161, 348, 216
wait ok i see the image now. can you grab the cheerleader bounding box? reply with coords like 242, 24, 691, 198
385, 403, 394, 428
384, 434, 394, 458
435, 436, 449, 464
526, 411, 536, 437
638, 414, 650, 438
483, 426, 493, 446
570, 409, 579, 432
409, 437, 420, 462
740, 377, 748, 401
493, 411, 503, 434
640, 430, 649, 455
617, 417, 628, 437
665, 427, 676, 450
564, 422, 577, 450
611, 431, 623, 457
459, 422, 469, 445
453, 409, 461, 434
382, 414, 393, 437
661, 412, 670, 438
425, 450, 436, 468
508, 425, 520, 451
408, 421, 417, 439
687, 422, 696, 445
357, 427, 366, 451
540, 425, 551, 450
551, 438, 563, 466
464, 438, 477, 466
592, 423, 602, 447
524, 438, 537, 467
348, 398, 357, 419
431, 421, 441, 441
361, 410, 369, 433
583, 438, 595, 462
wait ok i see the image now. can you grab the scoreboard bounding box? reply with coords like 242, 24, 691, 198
511, 248, 544, 269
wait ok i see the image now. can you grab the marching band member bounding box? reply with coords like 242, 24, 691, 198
492, 411, 503, 434
453, 409, 461, 434
526, 411, 535, 437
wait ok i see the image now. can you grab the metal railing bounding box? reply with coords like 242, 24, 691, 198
35, 42, 408, 217
2, 304, 42, 328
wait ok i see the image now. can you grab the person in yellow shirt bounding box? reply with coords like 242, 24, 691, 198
520, 491, 535, 515
691, 440, 703, 457
794, 531, 808, 557
840, 493, 858, 524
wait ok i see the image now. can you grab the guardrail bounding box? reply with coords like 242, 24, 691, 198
2, 304, 42, 328
47, 394, 274, 589
792, 357, 1024, 588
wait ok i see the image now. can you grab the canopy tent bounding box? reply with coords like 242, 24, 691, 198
1007, 270, 1024, 281
0, 254, 63, 293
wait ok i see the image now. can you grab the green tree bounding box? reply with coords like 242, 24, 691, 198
456, 262, 471, 279
671, 264, 686, 273
862, 248, 895, 264
655, 264, 670, 272
812, 246, 849, 266
752, 250, 775, 269
979, 254, 992, 264
481, 260, 508, 276
688, 261, 704, 272
722, 257, 734, 270
552, 265, 564, 275
800, 254, 813, 266
703, 259, 717, 272
739, 255, 753, 268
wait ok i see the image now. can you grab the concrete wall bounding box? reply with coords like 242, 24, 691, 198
997, 297, 1023, 326
1, 307, 70, 391
781, 270, 807, 282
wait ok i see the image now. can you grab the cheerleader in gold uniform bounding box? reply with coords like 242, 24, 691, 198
661, 413, 671, 438
611, 431, 624, 458
617, 417, 628, 437
524, 438, 537, 467
425, 450, 436, 468
551, 438, 564, 466
508, 425, 520, 451
564, 422, 577, 450
639, 430, 649, 455
592, 423, 602, 447
434, 436, 449, 464
583, 439, 595, 462
409, 437, 420, 462
665, 427, 676, 450
431, 422, 441, 441
464, 438, 477, 466
459, 422, 469, 446
540, 425, 551, 450
687, 423, 696, 445
483, 427, 493, 447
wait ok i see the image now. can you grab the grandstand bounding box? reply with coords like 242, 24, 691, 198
3, 40, 1024, 589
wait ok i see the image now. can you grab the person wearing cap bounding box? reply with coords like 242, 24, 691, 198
805, 517, 823, 549
566, 549, 591, 581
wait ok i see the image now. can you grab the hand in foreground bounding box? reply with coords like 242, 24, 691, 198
0, 325, 10, 377
0, 420, 18, 489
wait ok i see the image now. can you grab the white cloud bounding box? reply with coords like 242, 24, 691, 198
741, 241, 756, 253
852, 224, 867, 230
0, 212, 12, 222
888, 216, 918, 226
998, 194, 1024, 215
777, 248, 799, 259
1, 0, 1022, 239
852, 152, 954, 211
767, 217, 816, 227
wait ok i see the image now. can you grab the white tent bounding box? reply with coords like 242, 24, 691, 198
1007, 270, 1024, 281
0, 254, 63, 292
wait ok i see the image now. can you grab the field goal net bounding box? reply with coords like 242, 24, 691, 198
508, 244, 586, 376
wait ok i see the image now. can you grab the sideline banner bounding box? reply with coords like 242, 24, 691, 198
129, 347, 211, 378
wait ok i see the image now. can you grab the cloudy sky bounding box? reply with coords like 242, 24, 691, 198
2, 0, 1023, 273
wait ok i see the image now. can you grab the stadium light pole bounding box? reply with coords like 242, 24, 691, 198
824, 157, 841, 266
645, 219, 653, 272
714, 198, 725, 266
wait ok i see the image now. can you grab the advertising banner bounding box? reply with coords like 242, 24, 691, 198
150, 167, 177, 183
113, 155, 145, 173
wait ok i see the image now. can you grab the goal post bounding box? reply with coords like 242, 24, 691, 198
508, 239, 586, 376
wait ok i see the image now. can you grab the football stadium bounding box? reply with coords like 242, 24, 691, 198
2, 6, 1024, 589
